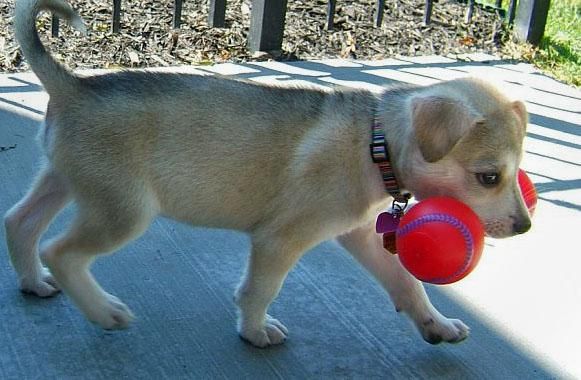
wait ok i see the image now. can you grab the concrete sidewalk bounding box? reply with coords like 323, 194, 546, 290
1, 55, 580, 379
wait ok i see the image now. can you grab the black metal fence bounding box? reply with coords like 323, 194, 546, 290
50, 0, 550, 53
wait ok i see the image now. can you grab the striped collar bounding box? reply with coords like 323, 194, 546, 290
370, 121, 411, 204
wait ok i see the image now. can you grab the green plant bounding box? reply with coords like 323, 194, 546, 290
478, 0, 579, 86
536, 0, 580, 86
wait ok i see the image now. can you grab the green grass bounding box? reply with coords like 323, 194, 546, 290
535, 0, 580, 86
481, 0, 580, 86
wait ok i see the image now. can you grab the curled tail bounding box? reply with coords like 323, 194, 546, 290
14, 0, 87, 94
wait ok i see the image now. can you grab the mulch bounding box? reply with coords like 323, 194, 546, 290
0, 0, 512, 72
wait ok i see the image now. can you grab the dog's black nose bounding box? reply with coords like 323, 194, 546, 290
513, 219, 532, 234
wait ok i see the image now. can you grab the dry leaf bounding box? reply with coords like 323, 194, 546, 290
459, 36, 477, 46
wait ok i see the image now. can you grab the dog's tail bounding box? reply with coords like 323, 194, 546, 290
14, 0, 86, 94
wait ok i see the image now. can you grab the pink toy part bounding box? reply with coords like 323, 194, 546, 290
376, 211, 401, 233
518, 169, 537, 216
395, 197, 485, 285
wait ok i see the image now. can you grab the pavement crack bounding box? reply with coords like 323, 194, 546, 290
0, 144, 17, 152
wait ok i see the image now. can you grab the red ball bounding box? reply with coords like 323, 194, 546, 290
396, 197, 485, 284
518, 169, 537, 216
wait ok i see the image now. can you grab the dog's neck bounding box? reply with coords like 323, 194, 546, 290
371, 87, 419, 204
370, 119, 411, 204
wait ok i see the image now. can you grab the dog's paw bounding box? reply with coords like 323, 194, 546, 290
87, 294, 135, 330
417, 316, 470, 344
239, 315, 288, 348
19, 268, 60, 298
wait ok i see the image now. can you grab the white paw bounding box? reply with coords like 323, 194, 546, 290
19, 268, 60, 298
87, 293, 135, 330
239, 315, 288, 348
417, 316, 470, 344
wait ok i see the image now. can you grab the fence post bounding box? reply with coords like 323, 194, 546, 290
375, 0, 385, 27
173, 0, 183, 28
465, 0, 475, 23
112, 0, 121, 33
326, 0, 336, 30
208, 0, 227, 27
247, 0, 288, 53
424, 0, 433, 24
507, 0, 517, 24
51, 16, 60, 37
514, 0, 551, 45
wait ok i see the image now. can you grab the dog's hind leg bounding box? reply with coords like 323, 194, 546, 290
338, 223, 470, 344
41, 187, 155, 329
4, 167, 71, 297
235, 230, 313, 348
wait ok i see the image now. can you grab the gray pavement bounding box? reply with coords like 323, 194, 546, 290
1, 55, 580, 379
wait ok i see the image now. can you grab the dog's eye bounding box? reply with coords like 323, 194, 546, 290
477, 173, 501, 187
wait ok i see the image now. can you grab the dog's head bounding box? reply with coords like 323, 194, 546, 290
397, 78, 531, 238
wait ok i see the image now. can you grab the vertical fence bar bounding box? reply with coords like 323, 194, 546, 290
112, 0, 121, 33
375, 0, 385, 27
247, 0, 288, 52
514, 0, 551, 45
326, 0, 336, 30
173, 0, 183, 28
465, 0, 475, 22
51, 16, 60, 37
208, 0, 227, 27
424, 0, 433, 24
507, 0, 517, 24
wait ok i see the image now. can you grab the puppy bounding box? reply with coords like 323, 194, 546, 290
5, 0, 531, 347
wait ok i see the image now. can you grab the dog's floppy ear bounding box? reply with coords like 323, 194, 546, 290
411, 95, 480, 163
511, 100, 528, 132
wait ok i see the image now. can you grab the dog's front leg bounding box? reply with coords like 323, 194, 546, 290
235, 233, 308, 348
338, 223, 469, 344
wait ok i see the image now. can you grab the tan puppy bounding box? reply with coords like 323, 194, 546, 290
5, 0, 531, 347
